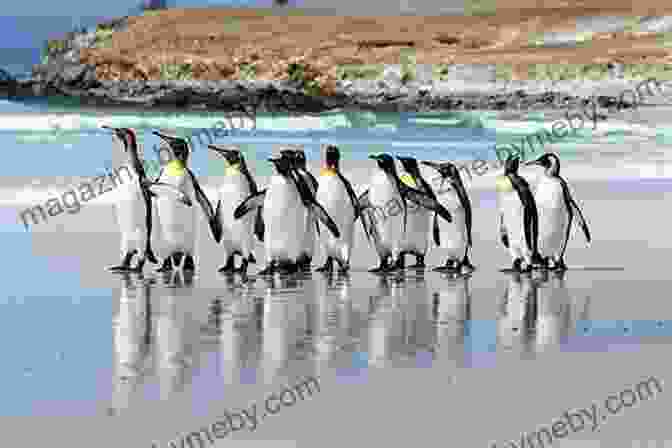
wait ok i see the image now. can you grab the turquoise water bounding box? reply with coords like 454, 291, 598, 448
3, 97, 665, 181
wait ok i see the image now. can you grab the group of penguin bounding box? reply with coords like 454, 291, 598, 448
102, 125, 592, 277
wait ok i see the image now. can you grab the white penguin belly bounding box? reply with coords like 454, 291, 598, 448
535, 178, 568, 257
369, 172, 403, 257
156, 173, 197, 255
499, 191, 528, 257
218, 174, 254, 256
113, 178, 148, 254
316, 175, 355, 263
402, 200, 430, 254
264, 176, 304, 261
437, 190, 468, 258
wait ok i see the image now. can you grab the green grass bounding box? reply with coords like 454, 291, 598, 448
434, 64, 451, 81
94, 26, 115, 48
336, 64, 384, 81
494, 64, 514, 81
465, 0, 497, 16
287, 62, 322, 96
399, 47, 416, 84
159, 63, 194, 80
238, 62, 257, 80
142, 10, 162, 17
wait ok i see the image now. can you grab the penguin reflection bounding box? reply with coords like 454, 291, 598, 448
211, 290, 259, 386
534, 270, 591, 353
261, 275, 307, 384
366, 275, 405, 367
154, 271, 196, 400
401, 272, 434, 356
497, 273, 537, 356
432, 274, 471, 370
311, 273, 353, 366
111, 273, 152, 415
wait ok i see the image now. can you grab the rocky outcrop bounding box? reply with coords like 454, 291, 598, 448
0, 14, 662, 113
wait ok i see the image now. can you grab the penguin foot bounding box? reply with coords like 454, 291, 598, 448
433, 259, 458, 272
336, 258, 350, 274
461, 255, 476, 272
296, 254, 312, 271
530, 253, 545, 270
131, 258, 146, 273
278, 259, 298, 275
553, 258, 568, 272
315, 257, 334, 273
108, 250, 137, 272
234, 259, 249, 275
511, 258, 524, 272
258, 264, 275, 275
145, 246, 158, 264
156, 257, 173, 272
248, 253, 257, 264
218, 256, 236, 274
392, 254, 406, 271
409, 254, 425, 269
183, 255, 195, 272
369, 260, 391, 273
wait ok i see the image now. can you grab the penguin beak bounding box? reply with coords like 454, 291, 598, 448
369, 154, 380, 161
421, 161, 441, 171
524, 157, 543, 167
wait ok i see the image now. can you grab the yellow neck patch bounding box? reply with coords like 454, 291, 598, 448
166, 160, 186, 177
400, 173, 417, 188
495, 175, 514, 193
320, 167, 337, 177
225, 163, 241, 176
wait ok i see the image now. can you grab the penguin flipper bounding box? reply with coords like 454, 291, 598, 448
254, 206, 265, 242
400, 184, 452, 223
509, 175, 538, 253
432, 213, 441, 247
560, 179, 591, 243
355, 189, 375, 242
234, 190, 266, 219
499, 213, 510, 248
186, 168, 222, 243
309, 202, 340, 239
361, 207, 383, 251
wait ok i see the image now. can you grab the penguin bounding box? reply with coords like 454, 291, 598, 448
524, 153, 591, 271
151, 132, 222, 272
395, 156, 434, 269
421, 160, 475, 274
102, 126, 159, 273
281, 147, 319, 271
496, 155, 544, 272
234, 152, 340, 275
358, 153, 452, 273
314, 144, 363, 274
208, 144, 264, 275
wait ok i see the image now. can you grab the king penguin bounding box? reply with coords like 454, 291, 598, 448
421, 160, 475, 274
151, 131, 222, 272
314, 144, 363, 274
358, 153, 452, 273
102, 126, 159, 272
234, 152, 340, 275
524, 153, 591, 271
395, 156, 435, 269
208, 144, 264, 275
281, 147, 319, 271
496, 155, 544, 272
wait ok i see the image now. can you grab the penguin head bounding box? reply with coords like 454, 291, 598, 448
293, 149, 307, 169
102, 126, 138, 153
208, 144, 243, 166
268, 155, 293, 177
396, 156, 420, 176
525, 153, 560, 176
421, 160, 460, 183
324, 145, 340, 170
152, 131, 190, 166
503, 155, 520, 175
369, 153, 396, 174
